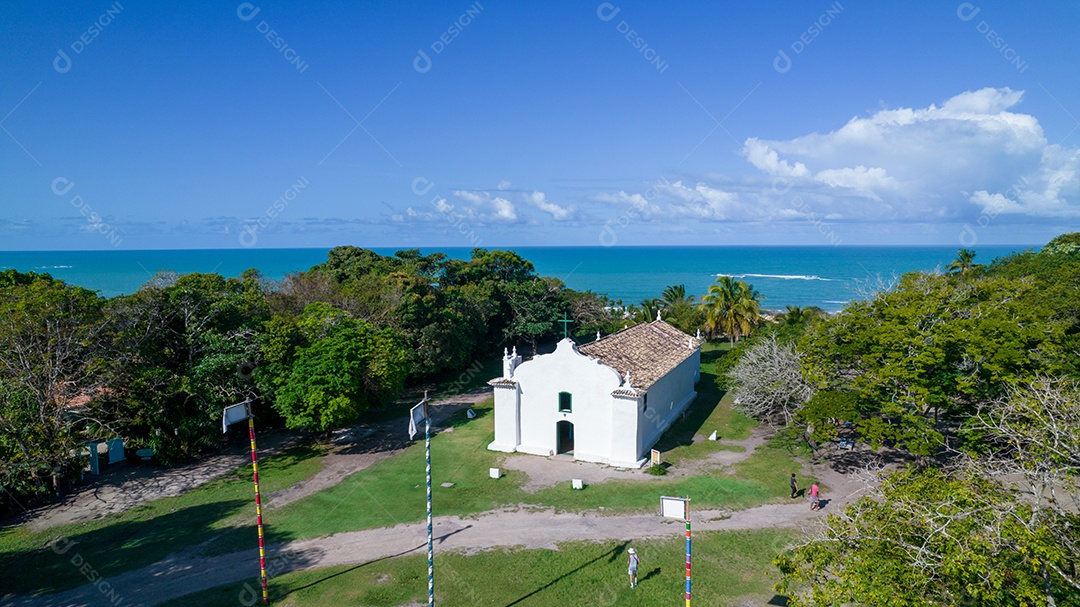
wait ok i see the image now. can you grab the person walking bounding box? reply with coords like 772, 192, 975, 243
627, 547, 640, 588
790, 473, 798, 499
809, 482, 820, 511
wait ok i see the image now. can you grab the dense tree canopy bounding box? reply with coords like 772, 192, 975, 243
0, 272, 106, 508
767, 237, 1080, 605
0, 247, 651, 515
798, 272, 1063, 455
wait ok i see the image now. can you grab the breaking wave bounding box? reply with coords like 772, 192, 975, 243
716, 273, 833, 281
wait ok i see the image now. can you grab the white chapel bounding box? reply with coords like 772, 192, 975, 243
488, 319, 701, 468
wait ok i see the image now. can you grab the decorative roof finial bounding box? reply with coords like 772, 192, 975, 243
656, 309, 662, 322
624, 370, 632, 387
503, 347, 508, 357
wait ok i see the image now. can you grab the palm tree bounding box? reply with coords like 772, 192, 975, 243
947, 249, 980, 276
778, 305, 808, 327
701, 276, 764, 344
632, 298, 661, 323
661, 284, 693, 307
777, 305, 825, 331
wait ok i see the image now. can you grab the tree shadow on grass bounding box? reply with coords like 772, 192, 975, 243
652, 346, 730, 453
0, 499, 250, 596
333, 401, 491, 457
503, 541, 630, 607
825, 443, 914, 474
652, 388, 726, 453
278, 542, 428, 598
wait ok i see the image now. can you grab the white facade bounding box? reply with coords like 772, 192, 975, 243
488, 321, 700, 468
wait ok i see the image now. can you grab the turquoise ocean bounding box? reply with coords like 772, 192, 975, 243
0, 245, 1034, 312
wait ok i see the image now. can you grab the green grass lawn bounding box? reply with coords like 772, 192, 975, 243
640, 341, 756, 465
2, 339, 811, 598
163, 528, 796, 607
0, 443, 328, 596
222, 399, 807, 552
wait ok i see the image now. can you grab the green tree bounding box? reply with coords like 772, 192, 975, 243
799, 272, 1063, 455
661, 284, 690, 306
965, 377, 1080, 599
701, 276, 763, 344
775, 468, 1074, 606
504, 276, 566, 353
0, 272, 106, 508
657, 284, 706, 334
99, 272, 271, 464
947, 248, 981, 276
631, 298, 661, 323
274, 303, 407, 431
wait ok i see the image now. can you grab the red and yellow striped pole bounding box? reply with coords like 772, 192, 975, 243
249, 416, 269, 605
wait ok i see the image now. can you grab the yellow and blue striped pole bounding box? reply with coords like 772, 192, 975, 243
249, 416, 269, 605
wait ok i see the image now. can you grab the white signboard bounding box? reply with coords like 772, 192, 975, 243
660, 496, 689, 521
222, 402, 251, 433
408, 402, 428, 440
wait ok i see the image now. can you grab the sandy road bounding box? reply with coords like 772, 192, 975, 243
1, 387, 873, 607
2, 453, 869, 607
5, 485, 864, 607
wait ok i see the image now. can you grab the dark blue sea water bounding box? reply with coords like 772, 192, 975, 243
0, 245, 1035, 312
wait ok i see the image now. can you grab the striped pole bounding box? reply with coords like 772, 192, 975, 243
249, 416, 269, 605
685, 516, 691, 607
425, 397, 434, 607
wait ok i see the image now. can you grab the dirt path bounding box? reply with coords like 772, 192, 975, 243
2, 436, 876, 604
501, 423, 773, 493
4, 453, 871, 607
8, 391, 491, 532
14, 431, 296, 533
2, 392, 885, 606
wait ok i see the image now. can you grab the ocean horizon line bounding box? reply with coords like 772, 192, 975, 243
0, 242, 1044, 254
0, 244, 1036, 311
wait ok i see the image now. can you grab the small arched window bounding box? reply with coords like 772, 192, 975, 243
558, 391, 572, 413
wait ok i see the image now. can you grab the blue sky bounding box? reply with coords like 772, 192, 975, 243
2, 1, 1078, 250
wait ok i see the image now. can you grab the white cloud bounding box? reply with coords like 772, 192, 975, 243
586, 87, 1080, 234
738, 87, 1078, 220
813, 166, 897, 199
969, 144, 1080, 217
525, 191, 575, 221
654, 181, 747, 220
743, 139, 810, 177
452, 190, 520, 222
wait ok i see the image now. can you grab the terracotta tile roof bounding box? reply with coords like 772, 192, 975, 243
578, 320, 700, 389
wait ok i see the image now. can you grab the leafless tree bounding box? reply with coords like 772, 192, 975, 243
849, 272, 900, 300
0, 291, 109, 497
726, 336, 814, 425
966, 376, 1080, 598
